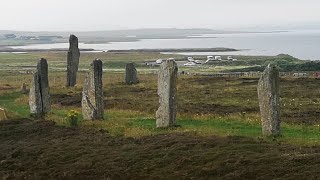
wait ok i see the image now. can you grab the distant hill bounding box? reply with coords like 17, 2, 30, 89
0, 28, 244, 36
0, 28, 248, 46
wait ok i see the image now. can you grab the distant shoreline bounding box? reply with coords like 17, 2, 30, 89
107, 48, 238, 53
0, 48, 95, 53
0, 47, 238, 53
0, 29, 291, 46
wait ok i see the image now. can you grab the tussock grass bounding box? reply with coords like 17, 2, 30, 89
1, 73, 320, 145
0, 52, 320, 145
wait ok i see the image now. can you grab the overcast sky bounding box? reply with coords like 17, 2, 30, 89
1, 0, 320, 31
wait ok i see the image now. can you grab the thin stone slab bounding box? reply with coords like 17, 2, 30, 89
29, 58, 51, 116
156, 59, 178, 128
37, 59, 50, 113
82, 59, 104, 120
257, 64, 281, 136
29, 71, 42, 114
125, 63, 139, 85
67, 34, 80, 87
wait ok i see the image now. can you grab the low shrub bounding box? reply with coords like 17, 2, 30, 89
65, 110, 80, 127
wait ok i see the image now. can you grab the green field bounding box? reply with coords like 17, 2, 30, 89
0, 52, 320, 179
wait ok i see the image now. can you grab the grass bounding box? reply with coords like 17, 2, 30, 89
1, 90, 319, 145
0, 92, 30, 118
1, 72, 320, 141
0, 52, 183, 70
0, 52, 303, 73
0, 52, 320, 178
82, 109, 320, 145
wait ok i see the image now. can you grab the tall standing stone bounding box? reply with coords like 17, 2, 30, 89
29, 58, 51, 116
125, 63, 139, 85
67, 34, 80, 87
156, 59, 178, 128
257, 64, 280, 136
82, 59, 104, 120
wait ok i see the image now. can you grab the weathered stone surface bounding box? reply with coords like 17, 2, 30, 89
21, 83, 27, 94
67, 34, 80, 87
156, 59, 178, 128
257, 64, 280, 136
125, 63, 139, 85
29, 58, 51, 116
82, 59, 104, 120
29, 72, 42, 114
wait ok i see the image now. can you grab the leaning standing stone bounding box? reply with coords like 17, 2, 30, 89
82, 59, 104, 120
125, 63, 139, 85
257, 64, 281, 136
156, 59, 178, 128
29, 58, 51, 116
66, 34, 80, 87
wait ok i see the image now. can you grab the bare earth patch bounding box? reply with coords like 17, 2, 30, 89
0, 119, 319, 179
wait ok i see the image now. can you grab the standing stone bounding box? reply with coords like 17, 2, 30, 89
29, 58, 51, 116
257, 64, 280, 136
82, 59, 104, 120
66, 34, 80, 87
125, 63, 139, 85
21, 83, 27, 94
156, 59, 178, 128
